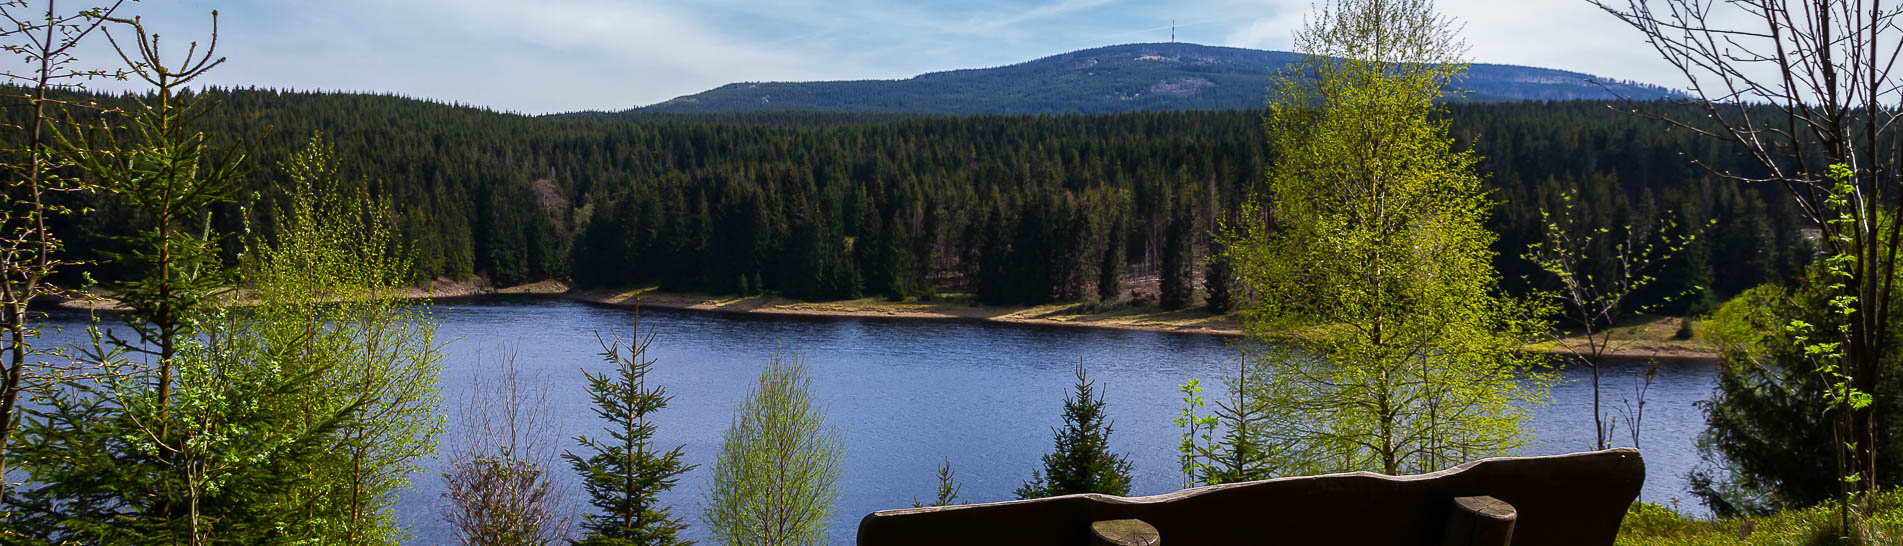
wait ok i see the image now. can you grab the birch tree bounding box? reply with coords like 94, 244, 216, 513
1224, 0, 1552, 476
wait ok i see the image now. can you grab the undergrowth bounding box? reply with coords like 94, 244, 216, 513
1617, 489, 1903, 545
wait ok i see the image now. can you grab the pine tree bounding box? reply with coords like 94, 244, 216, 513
565, 323, 695, 545
1015, 361, 1134, 499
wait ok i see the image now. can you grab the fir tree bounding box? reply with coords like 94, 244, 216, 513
565, 322, 696, 545
1015, 361, 1134, 499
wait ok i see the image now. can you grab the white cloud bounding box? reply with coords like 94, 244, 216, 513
55, 0, 880, 113
349, 0, 876, 111
19, 0, 1714, 112
1223, 13, 1304, 51
971, 0, 1119, 32
1439, 0, 1680, 86
1215, 0, 1684, 89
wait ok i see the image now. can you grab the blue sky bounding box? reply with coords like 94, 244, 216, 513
62, 0, 1678, 114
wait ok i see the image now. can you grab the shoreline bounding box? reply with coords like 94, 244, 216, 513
39, 278, 571, 313
44, 281, 1724, 362
563, 287, 1722, 362
563, 287, 1249, 338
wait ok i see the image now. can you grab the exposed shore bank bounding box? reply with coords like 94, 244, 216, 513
46, 281, 1721, 361
41, 278, 570, 312
565, 287, 1720, 362
564, 287, 1245, 337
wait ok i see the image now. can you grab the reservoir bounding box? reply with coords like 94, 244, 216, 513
38, 295, 1720, 544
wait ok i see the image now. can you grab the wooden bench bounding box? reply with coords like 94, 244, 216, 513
858, 448, 1643, 545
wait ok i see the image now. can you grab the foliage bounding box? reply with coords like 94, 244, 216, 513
10, 130, 444, 545
703, 352, 843, 546
0, 0, 127, 503
1796, 165, 1881, 528
1176, 349, 1276, 487
9, 22, 443, 540
1224, 0, 1553, 476
565, 327, 695, 546
1593, 0, 1903, 511
61, 8, 242, 432
1692, 284, 1835, 516
1175, 379, 1214, 489
247, 134, 446, 543
5, 12, 287, 543
7, 85, 1807, 310
1692, 268, 1903, 517
1525, 187, 1706, 449
441, 347, 569, 546
1015, 361, 1134, 498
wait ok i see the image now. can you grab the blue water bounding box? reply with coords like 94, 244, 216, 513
31, 295, 1720, 543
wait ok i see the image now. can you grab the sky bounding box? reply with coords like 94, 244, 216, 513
41, 0, 1684, 115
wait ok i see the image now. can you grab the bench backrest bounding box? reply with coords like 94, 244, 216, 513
857, 448, 1644, 546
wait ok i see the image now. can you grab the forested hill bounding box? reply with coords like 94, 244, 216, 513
632, 43, 1677, 114
37, 89, 1802, 315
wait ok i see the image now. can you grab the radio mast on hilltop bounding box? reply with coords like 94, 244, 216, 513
1172, 20, 1176, 42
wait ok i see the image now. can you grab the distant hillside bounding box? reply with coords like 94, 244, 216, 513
634, 43, 1676, 115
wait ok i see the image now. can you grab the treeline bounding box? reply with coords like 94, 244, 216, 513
27, 89, 1809, 312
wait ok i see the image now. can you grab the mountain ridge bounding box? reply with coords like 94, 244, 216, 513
634, 42, 1675, 115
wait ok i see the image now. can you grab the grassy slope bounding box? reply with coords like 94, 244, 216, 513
1619, 490, 1903, 545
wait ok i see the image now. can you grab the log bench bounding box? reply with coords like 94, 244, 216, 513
858, 448, 1643, 545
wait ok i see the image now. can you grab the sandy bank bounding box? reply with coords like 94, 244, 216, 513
567, 288, 1722, 362
41, 280, 1724, 362
566, 288, 1246, 337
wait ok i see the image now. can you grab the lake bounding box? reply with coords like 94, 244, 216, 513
34, 295, 1720, 544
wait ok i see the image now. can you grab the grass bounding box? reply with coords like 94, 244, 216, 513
1528, 313, 1718, 360
1618, 490, 1903, 545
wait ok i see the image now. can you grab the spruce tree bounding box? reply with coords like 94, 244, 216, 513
565, 323, 695, 545
1015, 361, 1134, 499
911, 457, 962, 508
1204, 235, 1234, 313
1097, 217, 1125, 302
1159, 202, 1194, 310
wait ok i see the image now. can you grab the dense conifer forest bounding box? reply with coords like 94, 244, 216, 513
28, 88, 1807, 312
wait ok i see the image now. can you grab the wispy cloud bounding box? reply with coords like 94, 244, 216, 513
966, 0, 1119, 33
26, 0, 1685, 114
